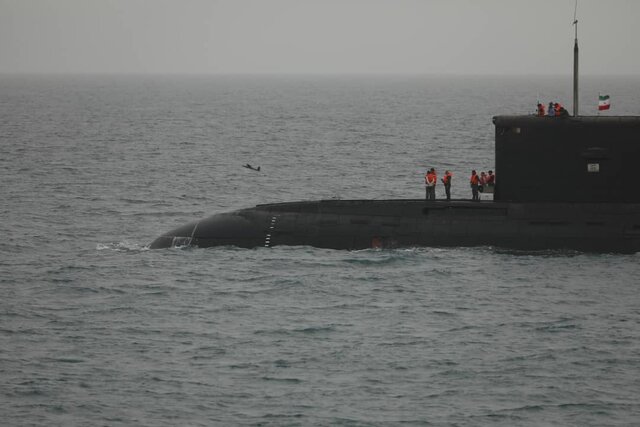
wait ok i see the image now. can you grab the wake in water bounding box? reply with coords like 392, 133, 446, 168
96, 241, 150, 252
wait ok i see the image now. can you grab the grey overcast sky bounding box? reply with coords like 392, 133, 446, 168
1, 0, 638, 75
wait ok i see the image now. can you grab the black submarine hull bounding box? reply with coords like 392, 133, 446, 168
149, 199, 640, 253
150, 116, 640, 253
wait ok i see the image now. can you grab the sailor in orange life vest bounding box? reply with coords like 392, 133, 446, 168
441, 170, 453, 201
536, 103, 546, 117
470, 170, 480, 201
554, 102, 569, 117
425, 168, 437, 200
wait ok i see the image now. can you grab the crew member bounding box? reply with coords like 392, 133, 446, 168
441, 170, 452, 201
486, 170, 495, 188
548, 102, 555, 117
470, 170, 480, 201
485, 170, 495, 196
425, 168, 437, 200
556, 103, 569, 117
537, 103, 546, 116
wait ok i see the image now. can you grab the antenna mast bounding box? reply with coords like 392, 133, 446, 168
573, 0, 579, 116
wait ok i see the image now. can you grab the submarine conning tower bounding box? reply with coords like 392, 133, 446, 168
493, 115, 640, 203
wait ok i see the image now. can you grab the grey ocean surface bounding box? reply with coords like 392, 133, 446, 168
1, 74, 640, 426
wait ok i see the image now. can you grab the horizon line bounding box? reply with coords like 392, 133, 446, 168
1, 71, 638, 78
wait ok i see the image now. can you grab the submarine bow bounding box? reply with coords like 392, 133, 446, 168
150, 211, 266, 249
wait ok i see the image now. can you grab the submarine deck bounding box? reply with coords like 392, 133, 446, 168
253, 197, 635, 210
250, 198, 640, 221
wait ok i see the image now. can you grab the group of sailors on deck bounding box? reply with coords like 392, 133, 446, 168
424, 168, 494, 201
537, 101, 569, 117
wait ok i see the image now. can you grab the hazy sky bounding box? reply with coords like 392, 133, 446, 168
1, 0, 639, 75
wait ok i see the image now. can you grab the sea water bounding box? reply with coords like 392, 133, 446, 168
1, 74, 639, 426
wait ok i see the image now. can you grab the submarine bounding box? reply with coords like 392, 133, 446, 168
150, 24, 640, 253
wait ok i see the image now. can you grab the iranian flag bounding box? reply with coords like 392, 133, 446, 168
598, 94, 611, 111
